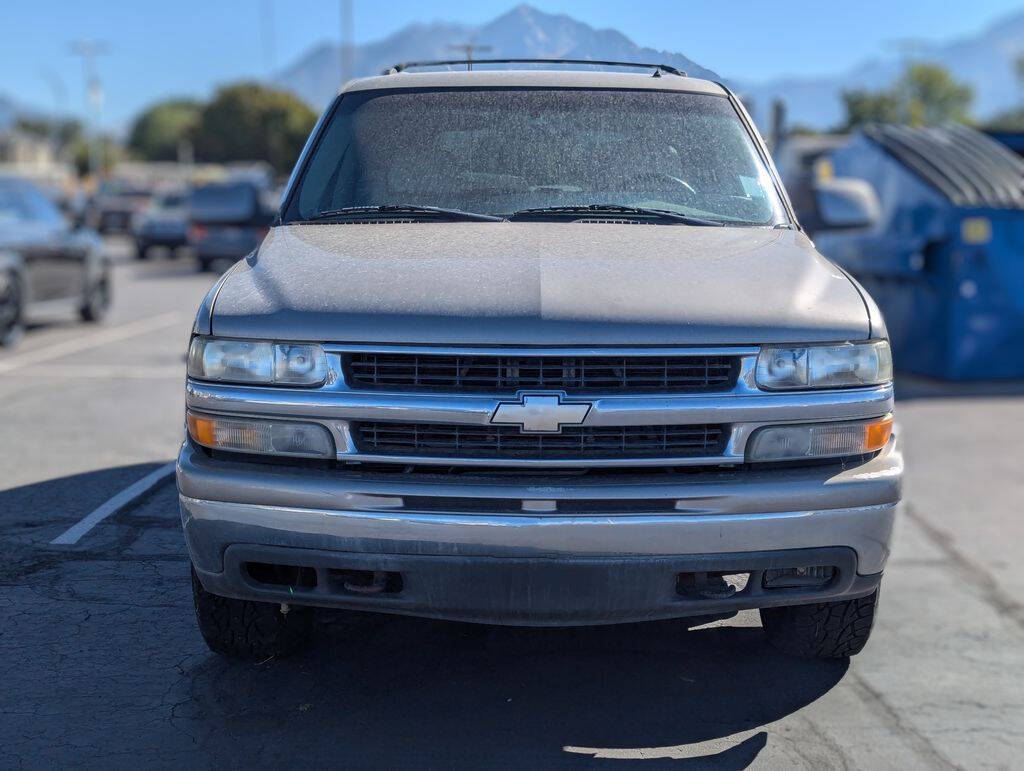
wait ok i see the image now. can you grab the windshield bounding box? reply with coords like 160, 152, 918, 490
283, 88, 788, 226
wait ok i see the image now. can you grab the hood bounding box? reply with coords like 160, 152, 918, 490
209, 223, 870, 345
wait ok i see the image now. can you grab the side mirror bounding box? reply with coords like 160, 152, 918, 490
813, 177, 881, 230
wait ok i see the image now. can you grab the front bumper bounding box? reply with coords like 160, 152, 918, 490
178, 437, 901, 625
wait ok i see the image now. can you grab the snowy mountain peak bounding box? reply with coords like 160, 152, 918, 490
274, 4, 718, 109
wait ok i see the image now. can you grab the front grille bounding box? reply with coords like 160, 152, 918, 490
354, 422, 728, 461
344, 353, 739, 393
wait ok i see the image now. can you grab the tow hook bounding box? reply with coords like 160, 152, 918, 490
677, 571, 743, 600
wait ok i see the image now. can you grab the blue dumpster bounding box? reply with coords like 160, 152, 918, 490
811, 124, 1024, 380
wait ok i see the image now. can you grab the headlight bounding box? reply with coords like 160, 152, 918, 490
756, 341, 892, 390
187, 411, 335, 458
746, 415, 892, 462
187, 337, 328, 386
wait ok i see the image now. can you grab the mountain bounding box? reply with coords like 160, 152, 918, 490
735, 10, 1024, 129
273, 3, 1023, 130
273, 4, 718, 109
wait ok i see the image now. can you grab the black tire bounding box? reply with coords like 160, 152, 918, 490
135, 241, 151, 260
760, 589, 879, 659
0, 271, 24, 347
79, 274, 111, 322
191, 565, 313, 661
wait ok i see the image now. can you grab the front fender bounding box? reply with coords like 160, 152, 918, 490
192, 253, 253, 336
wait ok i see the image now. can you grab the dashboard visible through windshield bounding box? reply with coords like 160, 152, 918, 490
283, 87, 789, 226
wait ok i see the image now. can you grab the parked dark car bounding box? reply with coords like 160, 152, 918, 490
87, 180, 151, 234
0, 175, 110, 346
133, 189, 188, 259
188, 181, 273, 273
794, 124, 1024, 380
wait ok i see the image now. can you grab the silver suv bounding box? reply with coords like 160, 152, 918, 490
178, 61, 901, 661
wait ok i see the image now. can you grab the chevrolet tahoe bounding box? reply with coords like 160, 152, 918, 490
178, 61, 901, 661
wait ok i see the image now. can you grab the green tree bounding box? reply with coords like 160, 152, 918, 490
839, 63, 973, 130
127, 99, 202, 161
902, 63, 972, 126
839, 90, 903, 130
14, 116, 83, 151
191, 83, 316, 172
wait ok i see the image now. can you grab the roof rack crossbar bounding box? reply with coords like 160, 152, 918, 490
381, 58, 686, 77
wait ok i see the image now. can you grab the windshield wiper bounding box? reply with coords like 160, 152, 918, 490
301, 204, 504, 223
506, 204, 724, 226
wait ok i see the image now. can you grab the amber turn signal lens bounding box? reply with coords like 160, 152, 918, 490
187, 413, 216, 446
747, 414, 894, 462
864, 416, 893, 452
185, 410, 335, 458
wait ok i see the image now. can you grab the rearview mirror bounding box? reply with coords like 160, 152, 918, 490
813, 178, 881, 230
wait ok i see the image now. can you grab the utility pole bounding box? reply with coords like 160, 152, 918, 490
70, 39, 108, 181
340, 0, 354, 85
447, 43, 493, 71
261, 0, 276, 76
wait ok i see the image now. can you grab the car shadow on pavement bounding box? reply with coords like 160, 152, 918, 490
1, 466, 846, 767
180, 610, 845, 767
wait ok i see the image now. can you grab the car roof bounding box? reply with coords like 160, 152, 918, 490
341, 69, 728, 97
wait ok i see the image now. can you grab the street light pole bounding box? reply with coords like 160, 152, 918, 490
69, 39, 108, 181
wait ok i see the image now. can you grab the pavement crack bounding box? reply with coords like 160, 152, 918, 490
796, 714, 853, 770
849, 671, 959, 770
904, 502, 1024, 631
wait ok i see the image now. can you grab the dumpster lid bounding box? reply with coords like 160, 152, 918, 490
863, 123, 1024, 210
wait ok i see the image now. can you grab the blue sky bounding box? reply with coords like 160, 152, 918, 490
2, 0, 1021, 129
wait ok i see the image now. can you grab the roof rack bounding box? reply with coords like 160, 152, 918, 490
381, 58, 686, 77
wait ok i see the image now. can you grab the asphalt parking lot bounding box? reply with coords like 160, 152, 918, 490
1, 239, 1022, 768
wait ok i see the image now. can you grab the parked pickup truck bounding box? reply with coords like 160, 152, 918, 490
178, 61, 901, 661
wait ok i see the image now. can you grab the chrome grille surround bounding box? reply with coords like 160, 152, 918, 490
185, 344, 895, 468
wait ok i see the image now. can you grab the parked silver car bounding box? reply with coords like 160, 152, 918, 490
178, 61, 901, 661
0, 175, 110, 346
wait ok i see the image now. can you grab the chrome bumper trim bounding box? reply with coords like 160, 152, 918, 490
186, 378, 894, 467
180, 496, 898, 576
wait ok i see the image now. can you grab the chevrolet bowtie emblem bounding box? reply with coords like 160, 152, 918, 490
490, 393, 592, 434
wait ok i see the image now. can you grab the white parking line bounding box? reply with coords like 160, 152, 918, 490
50, 462, 177, 546
0, 311, 183, 375
13, 363, 185, 379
